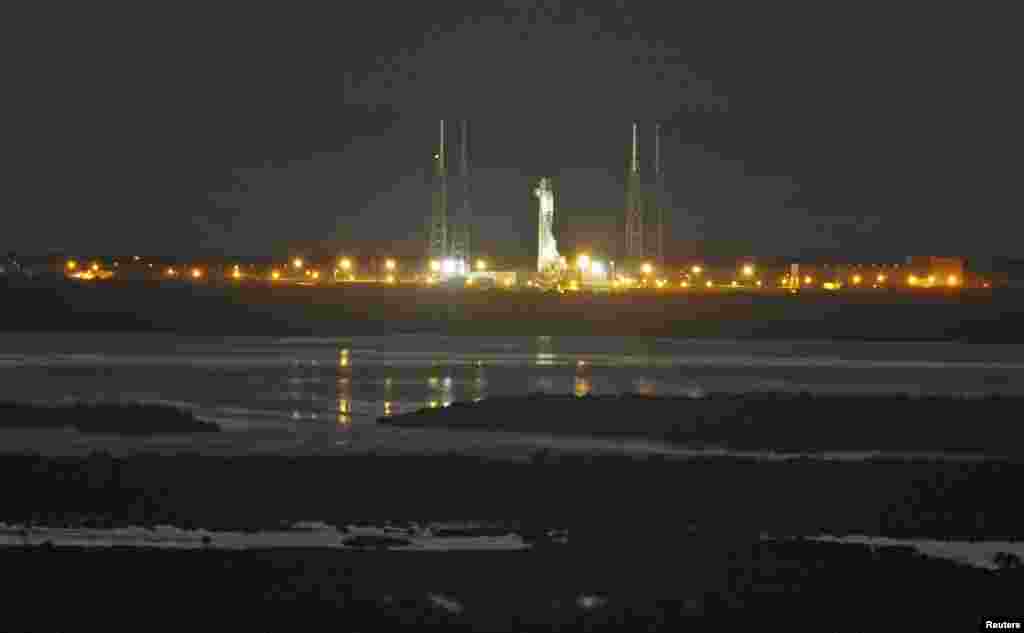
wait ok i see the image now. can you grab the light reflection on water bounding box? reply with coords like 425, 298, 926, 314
3, 334, 1024, 433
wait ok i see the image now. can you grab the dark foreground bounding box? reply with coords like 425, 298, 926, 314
384, 392, 1024, 458
1, 450, 1022, 628
2, 540, 1017, 631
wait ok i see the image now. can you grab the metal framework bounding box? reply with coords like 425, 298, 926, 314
652, 123, 665, 268
624, 122, 644, 264
428, 120, 448, 261
450, 119, 472, 266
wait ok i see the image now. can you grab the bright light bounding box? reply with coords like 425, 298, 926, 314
691, 265, 702, 275
504, 278, 513, 287
852, 274, 862, 285
742, 264, 754, 277
591, 260, 606, 276
568, 280, 579, 291
66, 260, 77, 271
91, 263, 100, 272
475, 259, 487, 271
293, 258, 303, 269
430, 260, 441, 272
706, 280, 713, 288
877, 274, 886, 283
166, 267, 176, 277
271, 270, 280, 280
908, 274, 918, 286
385, 274, 395, 284
641, 262, 653, 275
441, 258, 456, 275
465, 277, 474, 286
385, 259, 396, 271
947, 274, 959, 286
339, 258, 352, 271
756, 280, 762, 287
577, 254, 591, 272
232, 269, 241, 279
730, 280, 738, 287
804, 275, 812, 285
311, 270, 320, 280
927, 275, 936, 286
823, 282, 838, 290
191, 268, 202, 279
655, 279, 666, 288
680, 280, 689, 288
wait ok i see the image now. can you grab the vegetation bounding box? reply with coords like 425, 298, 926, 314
0, 276, 1019, 340
383, 392, 1024, 457
0, 401, 219, 435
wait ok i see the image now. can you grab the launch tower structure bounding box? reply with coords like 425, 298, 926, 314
449, 119, 472, 269
428, 119, 448, 263
652, 123, 665, 268
624, 122, 644, 266
428, 119, 472, 277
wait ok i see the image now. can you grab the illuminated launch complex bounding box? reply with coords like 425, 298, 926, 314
47, 120, 988, 292
427, 120, 666, 285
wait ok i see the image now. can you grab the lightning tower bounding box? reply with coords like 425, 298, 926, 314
624, 122, 644, 265
428, 119, 448, 262
653, 123, 665, 268
450, 119, 472, 269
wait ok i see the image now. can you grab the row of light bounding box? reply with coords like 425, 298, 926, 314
66, 257, 971, 290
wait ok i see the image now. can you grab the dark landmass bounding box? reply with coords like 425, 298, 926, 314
3, 452, 1023, 539
383, 392, 1024, 458
3, 451, 1021, 626
1, 276, 1019, 341
0, 401, 219, 435
0, 540, 1016, 630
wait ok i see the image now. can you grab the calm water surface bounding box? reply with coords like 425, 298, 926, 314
3, 333, 1023, 438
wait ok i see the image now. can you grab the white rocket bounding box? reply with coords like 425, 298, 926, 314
534, 177, 560, 273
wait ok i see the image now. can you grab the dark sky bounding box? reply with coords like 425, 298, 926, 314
9, 2, 1018, 261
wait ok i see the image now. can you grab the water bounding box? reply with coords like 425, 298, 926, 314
2, 333, 1023, 453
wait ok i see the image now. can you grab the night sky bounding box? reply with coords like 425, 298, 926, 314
9, 2, 1017, 262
